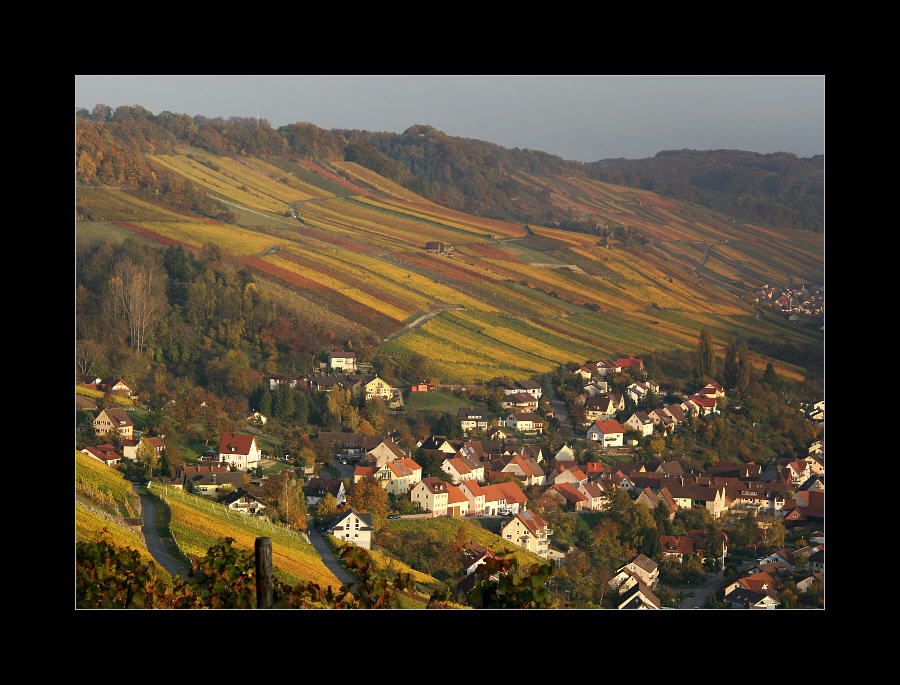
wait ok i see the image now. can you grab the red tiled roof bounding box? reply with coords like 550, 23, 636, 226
218, 432, 255, 455
591, 420, 625, 434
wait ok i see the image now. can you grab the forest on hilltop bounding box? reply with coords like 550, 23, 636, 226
76, 106, 823, 236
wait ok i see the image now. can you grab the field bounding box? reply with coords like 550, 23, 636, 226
77, 145, 822, 381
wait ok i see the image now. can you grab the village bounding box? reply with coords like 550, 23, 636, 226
78, 345, 824, 610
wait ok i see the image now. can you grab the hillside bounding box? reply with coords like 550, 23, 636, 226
75, 109, 823, 385
75, 451, 154, 564
589, 149, 824, 233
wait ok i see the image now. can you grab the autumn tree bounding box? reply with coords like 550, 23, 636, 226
346, 476, 390, 529
270, 472, 308, 530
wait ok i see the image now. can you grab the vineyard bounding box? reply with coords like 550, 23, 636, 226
148, 481, 341, 588
77, 141, 822, 383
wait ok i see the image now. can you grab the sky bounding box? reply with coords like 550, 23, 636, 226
74, 75, 825, 163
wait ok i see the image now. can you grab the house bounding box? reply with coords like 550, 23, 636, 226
458, 407, 490, 434
610, 554, 659, 589
441, 454, 484, 484
759, 549, 795, 570
183, 469, 245, 497
578, 481, 609, 511
92, 408, 134, 439
502, 379, 543, 399
687, 394, 719, 416
504, 412, 544, 434
500, 392, 539, 412
446, 484, 471, 517
625, 411, 655, 437
626, 381, 658, 403
363, 375, 394, 401
634, 487, 677, 520
305, 477, 346, 506
500, 510, 551, 556
595, 360, 622, 377
462, 542, 498, 576
328, 350, 357, 372
410, 381, 435, 392
410, 478, 450, 517
586, 420, 625, 446
499, 455, 545, 487
699, 381, 725, 399
324, 508, 374, 550
373, 457, 423, 495
615, 575, 661, 609
554, 444, 577, 462
659, 535, 696, 563
797, 572, 824, 593
549, 482, 590, 511
617, 357, 645, 375
417, 435, 458, 454
425, 241, 445, 254
485, 426, 509, 441
221, 488, 267, 515
583, 380, 609, 396
458, 480, 486, 516
88, 377, 135, 397
548, 462, 588, 487
584, 394, 617, 422
217, 432, 261, 471
724, 586, 780, 609
121, 435, 166, 462
481, 481, 528, 516
364, 437, 408, 467
81, 444, 122, 467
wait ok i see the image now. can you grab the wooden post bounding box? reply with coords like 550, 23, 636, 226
255, 537, 273, 609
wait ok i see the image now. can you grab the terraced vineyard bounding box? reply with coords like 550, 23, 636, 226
77, 144, 822, 383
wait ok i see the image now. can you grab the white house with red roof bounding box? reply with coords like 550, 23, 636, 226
217, 432, 261, 471
586, 419, 625, 446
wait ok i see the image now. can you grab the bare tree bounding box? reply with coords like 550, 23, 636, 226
106, 259, 165, 354
75, 338, 102, 377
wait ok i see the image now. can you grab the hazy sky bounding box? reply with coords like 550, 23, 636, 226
74, 75, 825, 162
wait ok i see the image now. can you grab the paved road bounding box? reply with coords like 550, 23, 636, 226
678, 560, 754, 609
550, 387, 574, 439
306, 525, 357, 589
132, 482, 191, 579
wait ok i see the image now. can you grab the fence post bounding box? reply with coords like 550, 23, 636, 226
255, 537, 273, 609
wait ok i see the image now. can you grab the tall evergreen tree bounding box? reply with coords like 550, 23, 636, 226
737, 341, 751, 393
723, 336, 738, 389
697, 328, 715, 381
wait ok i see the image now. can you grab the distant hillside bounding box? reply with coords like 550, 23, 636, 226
589, 149, 824, 233
75, 106, 823, 388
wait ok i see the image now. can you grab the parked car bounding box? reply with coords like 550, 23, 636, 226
388, 514, 401, 519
